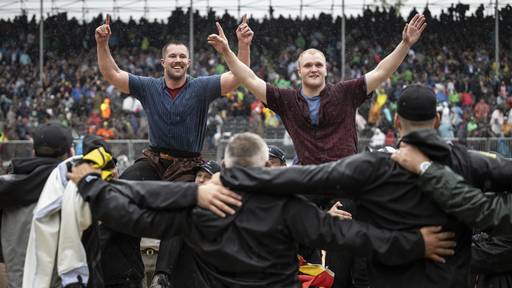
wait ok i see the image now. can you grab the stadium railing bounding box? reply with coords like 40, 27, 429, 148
1, 137, 511, 172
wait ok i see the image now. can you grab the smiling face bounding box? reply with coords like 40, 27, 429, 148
297, 49, 327, 91
160, 43, 191, 81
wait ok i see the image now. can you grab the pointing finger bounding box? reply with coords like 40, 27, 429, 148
216, 22, 225, 37
238, 23, 247, 31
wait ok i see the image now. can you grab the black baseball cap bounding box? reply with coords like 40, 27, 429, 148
32, 122, 73, 157
198, 160, 221, 175
397, 84, 437, 121
268, 145, 286, 163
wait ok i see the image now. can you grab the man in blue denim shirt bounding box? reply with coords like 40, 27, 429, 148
94, 15, 254, 287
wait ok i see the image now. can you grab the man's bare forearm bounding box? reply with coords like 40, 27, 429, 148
237, 42, 250, 67
97, 44, 121, 80
379, 41, 410, 75
366, 40, 410, 92
96, 43, 129, 93
223, 48, 259, 88
222, 46, 266, 103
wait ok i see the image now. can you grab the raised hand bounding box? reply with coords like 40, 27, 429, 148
207, 22, 230, 54
236, 15, 254, 45
402, 13, 426, 47
95, 14, 112, 46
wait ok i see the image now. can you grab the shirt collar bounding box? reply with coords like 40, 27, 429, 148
161, 75, 192, 90
300, 90, 320, 101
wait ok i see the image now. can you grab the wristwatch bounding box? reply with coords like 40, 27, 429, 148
418, 161, 432, 175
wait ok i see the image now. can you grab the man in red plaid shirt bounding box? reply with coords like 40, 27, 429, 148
208, 14, 426, 165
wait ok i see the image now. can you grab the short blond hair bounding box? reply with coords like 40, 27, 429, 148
297, 49, 326, 67
224, 133, 269, 168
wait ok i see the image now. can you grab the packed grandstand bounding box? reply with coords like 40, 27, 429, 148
0, 4, 511, 156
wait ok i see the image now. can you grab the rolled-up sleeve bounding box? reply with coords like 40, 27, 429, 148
193, 75, 221, 103
266, 83, 287, 116
128, 73, 150, 103
335, 76, 372, 108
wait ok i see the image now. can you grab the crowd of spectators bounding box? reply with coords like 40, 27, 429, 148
0, 3, 511, 151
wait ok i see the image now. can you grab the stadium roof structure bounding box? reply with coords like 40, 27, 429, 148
1, 0, 510, 21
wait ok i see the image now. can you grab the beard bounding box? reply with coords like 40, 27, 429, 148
166, 67, 187, 81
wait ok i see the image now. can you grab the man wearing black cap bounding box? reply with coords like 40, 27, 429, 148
195, 161, 221, 185
268, 145, 287, 167
218, 84, 512, 287
0, 122, 73, 288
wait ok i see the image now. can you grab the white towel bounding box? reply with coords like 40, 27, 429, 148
23, 156, 92, 288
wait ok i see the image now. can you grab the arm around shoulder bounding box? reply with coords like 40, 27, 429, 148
419, 163, 512, 236
78, 175, 189, 239
284, 196, 424, 265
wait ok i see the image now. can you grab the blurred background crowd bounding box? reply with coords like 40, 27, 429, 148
0, 3, 511, 152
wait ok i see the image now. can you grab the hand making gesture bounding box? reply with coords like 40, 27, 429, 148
95, 14, 112, 46
208, 22, 231, 54
402, 13, 427, 47
236, 15, 254, 45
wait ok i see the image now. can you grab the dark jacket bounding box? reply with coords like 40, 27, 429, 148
220, 129, 509, 288
417, 167, 512, 288
416, 162, 512, 236
0, 157, 61, 207
472, 234, 512, 288
0, 157, 61, 288
77, 174, 424, 288
81, 176, 199, 288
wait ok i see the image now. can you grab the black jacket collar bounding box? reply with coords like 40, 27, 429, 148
399, 129, 452, 164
